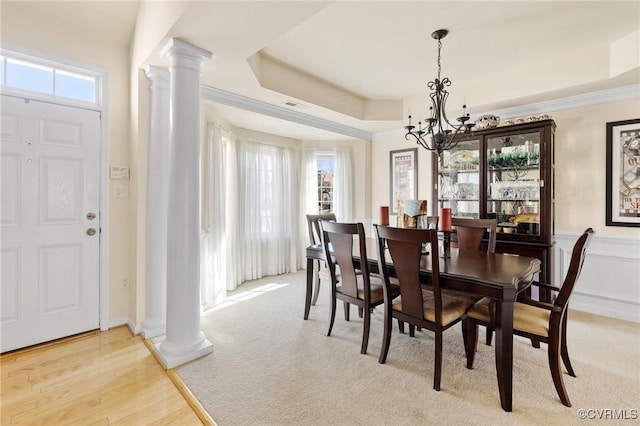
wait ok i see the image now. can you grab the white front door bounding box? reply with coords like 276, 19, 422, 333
1, 95, 101, 352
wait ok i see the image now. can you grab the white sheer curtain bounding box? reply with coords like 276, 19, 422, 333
204, 128, 357, 306
300, 149, 319, 258
302, 149, 319, 215
332, 148, 353, 221
238, 139, 299, 280
201, 124, 242, 308
223, 133, 242, 290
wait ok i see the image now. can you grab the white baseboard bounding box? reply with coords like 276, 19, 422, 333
555, 231, 640, 323
108, 316, 141, 334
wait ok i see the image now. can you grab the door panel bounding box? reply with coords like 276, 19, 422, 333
1, 248, 20, 324
1, 153, 21, 226
1, 95, 100, 352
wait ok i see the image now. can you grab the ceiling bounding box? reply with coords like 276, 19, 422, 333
6, 1, 639, 141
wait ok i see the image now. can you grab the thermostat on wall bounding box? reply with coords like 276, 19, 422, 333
110, 166, 130, 180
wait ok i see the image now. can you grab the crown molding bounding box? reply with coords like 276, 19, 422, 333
201, 84, 638, 143
373, 84, 640, 142
482, 84, 640, 119
200, 85, 372, 141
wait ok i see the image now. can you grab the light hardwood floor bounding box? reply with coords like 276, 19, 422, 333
1, 326, 213, 425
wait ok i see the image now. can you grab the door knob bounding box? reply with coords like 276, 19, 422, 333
87, 212, 96, 220
87, 228, 97, 236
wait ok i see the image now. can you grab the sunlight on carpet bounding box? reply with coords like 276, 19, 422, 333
203, 282, 291, 313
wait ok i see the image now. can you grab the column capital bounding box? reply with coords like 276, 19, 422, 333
145, 65, 170, 89
161, 38, 212, 70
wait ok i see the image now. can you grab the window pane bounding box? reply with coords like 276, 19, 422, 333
6, 58, 53, 94
317, 157, 334, 213
55, 70, 95, 102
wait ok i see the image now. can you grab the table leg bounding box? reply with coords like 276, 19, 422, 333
494, 300, 514, 412
304, 257, 314, 320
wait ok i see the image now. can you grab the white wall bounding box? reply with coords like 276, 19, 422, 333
553, 97, 640, 235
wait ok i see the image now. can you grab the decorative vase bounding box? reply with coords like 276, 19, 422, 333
475, 114, 500, 129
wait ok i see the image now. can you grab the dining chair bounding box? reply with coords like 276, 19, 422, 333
464, 228, 594, 407
400, 214, 439, 336
306, 213, 337, 306
321, 221, 399, 354
450, 217, 497, 344
374, 225, 479, 391
451, 217, 498, 253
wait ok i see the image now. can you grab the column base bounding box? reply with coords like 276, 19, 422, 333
153, 336, 213, 369
141, 320, 166, 339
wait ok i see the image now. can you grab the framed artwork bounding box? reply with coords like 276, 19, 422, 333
389, 148, 417, 214
606, 118, 640, 227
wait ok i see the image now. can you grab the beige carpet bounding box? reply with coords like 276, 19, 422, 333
176, 271, 640, 425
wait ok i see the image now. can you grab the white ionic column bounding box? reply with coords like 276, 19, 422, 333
155, 38, 213, 368
141, 66, 169, 339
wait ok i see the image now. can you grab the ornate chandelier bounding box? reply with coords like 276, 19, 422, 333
404, 29, 474, 155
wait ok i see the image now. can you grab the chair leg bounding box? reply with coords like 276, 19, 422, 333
358, 307, 364, 319
379, 310, 393, 364
485, 327, 493, 346
548, 330, 571, 407
361, 305, 370, 354
466, 321, 479, 369
311, 260, 321, 306
461, 319, 469, 359
398, 320, 405, 334
343, 301, 350, 321
409, 325, 415, 337
327, 293, 336, 337
531, 338, 541, 348
561, 314, 576, 377
433, 332, 442, 391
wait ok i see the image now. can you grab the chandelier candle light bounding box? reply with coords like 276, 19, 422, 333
404, 29, 474, 155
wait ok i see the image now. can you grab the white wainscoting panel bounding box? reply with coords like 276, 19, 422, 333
555, 230, 640, 323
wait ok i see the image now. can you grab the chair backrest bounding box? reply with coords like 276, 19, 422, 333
451, 217, 497, 253
320, 221, 370, 300
306, 213, 336, 245
554, 228, 594, 309
374, 226, 441, 322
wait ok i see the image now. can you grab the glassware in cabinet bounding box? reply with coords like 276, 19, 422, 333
437, 138, 480, 218
486, 131, 542, 236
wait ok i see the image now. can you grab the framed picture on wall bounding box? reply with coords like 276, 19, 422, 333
606, 118, 640, 227
389, 148, 417, 214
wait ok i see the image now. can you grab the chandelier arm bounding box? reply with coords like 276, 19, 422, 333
402, 29, 474, 155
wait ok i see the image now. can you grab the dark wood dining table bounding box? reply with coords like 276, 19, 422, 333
304, 237, 541, 412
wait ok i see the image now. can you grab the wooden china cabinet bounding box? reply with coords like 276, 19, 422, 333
432, 119, 556, 283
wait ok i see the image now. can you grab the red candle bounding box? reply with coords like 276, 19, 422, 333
379, 206, 389, 226
440, 207, 452, 231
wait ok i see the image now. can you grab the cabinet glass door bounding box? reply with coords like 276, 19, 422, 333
486, 131, 541, 236
438, 138, 480, 218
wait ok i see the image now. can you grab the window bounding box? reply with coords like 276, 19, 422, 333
55, 69, 96, 102
0, 51, 99, 104
316, 156, 335, 213
6, 58, 53, 93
